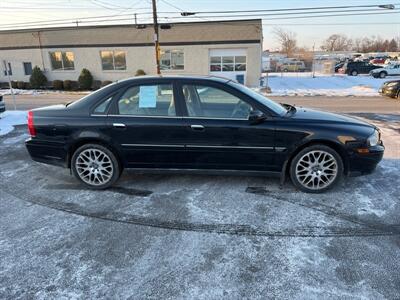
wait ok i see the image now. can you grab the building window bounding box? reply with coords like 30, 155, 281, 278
49, 51, 75, 70
100, 50, 126, 70
210, 55, 246, 72
3, 62, 12, 76
23, 62, 33, 75
160, 50, 184, 70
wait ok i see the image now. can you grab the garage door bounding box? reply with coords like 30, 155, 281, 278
209, 49, 247, 84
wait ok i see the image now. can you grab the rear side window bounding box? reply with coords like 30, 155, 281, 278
93, 96, 113, 114
117, 84, 175, 116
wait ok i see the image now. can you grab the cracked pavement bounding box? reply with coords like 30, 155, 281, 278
0, 111, 399, 299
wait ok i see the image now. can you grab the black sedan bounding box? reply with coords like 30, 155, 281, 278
379, 80, 400, 99
25, 76, 384, 193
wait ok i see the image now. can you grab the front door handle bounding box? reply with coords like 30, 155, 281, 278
190, 125, 205, 131
113, 123, 126, 129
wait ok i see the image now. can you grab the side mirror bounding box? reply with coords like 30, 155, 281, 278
248, 109, 266, 124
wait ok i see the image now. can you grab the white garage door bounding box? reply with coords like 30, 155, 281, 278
209, 49, 247, 84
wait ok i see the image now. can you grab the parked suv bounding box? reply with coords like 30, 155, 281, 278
279, 61, 306, 72
370, 64, 400, 78
340, 61, 381, 76
0, 96, 5, 113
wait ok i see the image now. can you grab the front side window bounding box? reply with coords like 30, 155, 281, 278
49, 51, 75, 70
160, 50, 184, 70
117, 84, 175, 116
182, 85, 252, 119
100, 50, 126, 70
210, 55, 246, 72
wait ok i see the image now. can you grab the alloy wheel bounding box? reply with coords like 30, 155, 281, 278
295, 150, 338, 191
75, 148, 114, 186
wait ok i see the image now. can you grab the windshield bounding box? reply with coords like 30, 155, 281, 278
228, 81, 287, 116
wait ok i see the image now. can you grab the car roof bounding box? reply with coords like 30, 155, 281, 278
116, 75, 232, 84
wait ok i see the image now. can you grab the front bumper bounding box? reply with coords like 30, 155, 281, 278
25, 137, 68, 168
379, 87, 398, 97
348, 144, 384, 176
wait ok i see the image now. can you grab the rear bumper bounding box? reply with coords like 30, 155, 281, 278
348, 144, 384, 176
25, 138, 68, 168
0, 105, 5, 113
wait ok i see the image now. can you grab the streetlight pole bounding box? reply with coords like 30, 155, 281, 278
152, 0, 161, 75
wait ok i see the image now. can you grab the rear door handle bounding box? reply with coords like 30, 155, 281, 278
113, 123, 126, 129
190, 125, 205, 131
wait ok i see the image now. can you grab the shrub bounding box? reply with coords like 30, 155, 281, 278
11, 81, 18, 89
63, 80, 72, 90
30, 66, 47, 89
78, 68, 93, 90
101, 80, 113, 87
17, 81, 26, 89
92, 80, 102, 90
52, 80, 63, 90
135, 69, 146, 76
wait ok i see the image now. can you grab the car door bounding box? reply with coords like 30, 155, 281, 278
106, 79, 187, 168
176, 80, 277, 171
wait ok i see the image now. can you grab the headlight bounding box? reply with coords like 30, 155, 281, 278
367, 130, 380, 146
386, 82, 399, 87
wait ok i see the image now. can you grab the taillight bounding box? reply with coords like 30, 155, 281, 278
28, 111, 36, 137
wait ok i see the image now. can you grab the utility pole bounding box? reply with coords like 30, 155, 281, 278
3, 60, 16, 110
152, 0, 161, 74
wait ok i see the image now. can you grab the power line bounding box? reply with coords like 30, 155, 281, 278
179, 3, 400, 14
0, 7, 399, 30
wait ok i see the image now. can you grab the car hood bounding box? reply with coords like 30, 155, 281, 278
289, 107, 374, 128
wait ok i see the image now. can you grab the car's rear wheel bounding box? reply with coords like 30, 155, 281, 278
379, 72, 387, 78
351, 70, 358, 76
72, 143, 120, 189
290, 145, 343, 193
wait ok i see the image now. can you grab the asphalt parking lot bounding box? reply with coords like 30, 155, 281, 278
0, 97, 399, 299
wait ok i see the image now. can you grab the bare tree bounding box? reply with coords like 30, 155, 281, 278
388, 38, 398, 52
321, 34, 352, 51
273, 27, 297, 57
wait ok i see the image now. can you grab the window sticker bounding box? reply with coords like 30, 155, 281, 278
139, 86, 157, 108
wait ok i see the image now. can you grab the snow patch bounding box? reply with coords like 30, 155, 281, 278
262, 73, 400, 97
0, 111, 27, 136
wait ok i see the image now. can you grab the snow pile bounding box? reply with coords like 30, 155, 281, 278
0, 111, 27, 136
264, 73, 400, 97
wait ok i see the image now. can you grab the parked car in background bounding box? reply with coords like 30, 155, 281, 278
339, 61, 381, 76
370, 64, 400, 78
334, 62, 344, 73
0, 96, 5, 113
370, 57, 387, 65
25, 75, 384, 193
279, 61, 306, 72
379, 80, 400, 99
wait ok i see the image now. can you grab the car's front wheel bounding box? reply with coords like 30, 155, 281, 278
351, 70, 358, 76
72, 143, 121, 189
290, 145, 343, 193
379, 72, 387, 78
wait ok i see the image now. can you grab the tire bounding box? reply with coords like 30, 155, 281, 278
71, 143, 121, 189
397, 90, 400, 99
351, 70, 358, 76
290, 144, 344, 193
379, 72, 387, 78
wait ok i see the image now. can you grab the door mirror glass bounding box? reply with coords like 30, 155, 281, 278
248, 109, 266, 124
